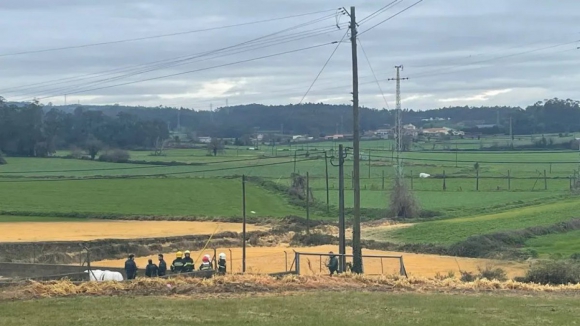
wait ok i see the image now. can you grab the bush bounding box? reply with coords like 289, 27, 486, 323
523, 260, 580, 285
98, 149, 131, 163
477, 265, 507, 281
0, 151, 6, 165
570, 253, 580, 261
460, 271, 476, 282
70, 147, 84, 159
389, 177, 420, 219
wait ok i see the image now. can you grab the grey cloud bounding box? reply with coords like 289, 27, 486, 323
0, 0, 579, 110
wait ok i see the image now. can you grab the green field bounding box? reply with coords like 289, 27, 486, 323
525, 230, 580, 257
383, 200, 580, 244
0, 215, 84, 222
0, 178, 305, 218
3, 143, 580, 257
1, 292, 578, 326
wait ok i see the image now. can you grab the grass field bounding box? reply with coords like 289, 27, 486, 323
0, 220, 265, 242
1, 292, 578, 326
3, 144, 580, 257
0, 178, 306, 218
0, 215, 83, 222
93, 245, 528, 278
524, 230, 580, 258
380, 200, 580, 244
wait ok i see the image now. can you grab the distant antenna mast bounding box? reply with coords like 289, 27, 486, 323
388, 65, 409, 178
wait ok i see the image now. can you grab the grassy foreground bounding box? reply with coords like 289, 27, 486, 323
1, 292, 578, 326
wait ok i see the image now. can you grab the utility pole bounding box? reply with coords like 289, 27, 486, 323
242, 175, 247, 273
331, 145, 348, 273
177, 109, 181, 131
348, 6, 363, 274
306, 172, 310, 234
324, 151, 330, 213
388, 66, 409, 179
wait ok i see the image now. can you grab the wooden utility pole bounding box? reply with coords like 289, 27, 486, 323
306, 172, 310, 234
348, 6, 363, 274
324, 151, 330, 213
338, 145, 346, 272
242, 175, 247, 273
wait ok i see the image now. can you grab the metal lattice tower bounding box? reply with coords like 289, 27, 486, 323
388, 65, 408, 179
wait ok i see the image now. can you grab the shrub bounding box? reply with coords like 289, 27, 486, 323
389, 177, 420, 219
70, 147, 84, 159
98, 149, 131, 163
460, 271, 476, 282
435, 271, 455, 280
570, 253, 580, 261
523, 260, 580, 285
477, 265, 507, 281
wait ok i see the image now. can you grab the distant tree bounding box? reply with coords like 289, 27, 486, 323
207, 138, 224, 156
0, 150, 6, 165
84, 136, 104, 160
402, 135, 413, 151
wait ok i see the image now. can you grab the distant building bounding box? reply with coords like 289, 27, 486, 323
476, 124, 499, 129
198, 136, 212, 143
325, 134, 345, 140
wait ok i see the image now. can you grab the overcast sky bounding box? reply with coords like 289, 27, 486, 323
0, 0, 578, 111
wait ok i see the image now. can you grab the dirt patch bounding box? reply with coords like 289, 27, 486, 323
0, 221, 267, 242
93, 245, 528, 278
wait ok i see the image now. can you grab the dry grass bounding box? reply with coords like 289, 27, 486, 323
4, 274, 580, 300
92, 245, 528, 278
0, 221, 266, 242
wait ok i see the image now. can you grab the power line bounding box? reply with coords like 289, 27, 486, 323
35, 42, 338, 101
358, 0, 402, 25
358, 0, 424, 36
358, 38, 391, 109
409, 39, 580, 79
18, 25, 345, 101
9, 14, 344, 99
0, 9, 338, 58
299, 29, 349, 104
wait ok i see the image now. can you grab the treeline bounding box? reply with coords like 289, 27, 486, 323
0, 97, 169, 157
27, 98, 580, 138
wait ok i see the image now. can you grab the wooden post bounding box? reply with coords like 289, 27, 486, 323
306, 172, 310, 234
549, 163, 552, 174
242, 175, 247, 273
410, 170, 414, 190
508, 170, 511, 190
368, 149, 371, 179
382, 170, 385, 190
544, 169, 547, 190
324, 152, 330, 213
476, 168, 479, 191
443, 170, 446, 191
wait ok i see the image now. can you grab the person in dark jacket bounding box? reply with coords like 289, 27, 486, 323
124, 254, 137, 280
145, 259, 158, 277
182, 250, 194, 273
171, 251, 185, 273
158, 254, 167, 277
327, 251, 339, 277
217, 252, 227, 275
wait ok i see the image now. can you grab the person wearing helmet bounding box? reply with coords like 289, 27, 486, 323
182, 250, 194, 273
199, 254, 212, 271
217, 252, 227, 275
171, 251, 185, 274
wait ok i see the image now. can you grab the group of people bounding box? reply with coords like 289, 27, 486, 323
124, 251, 227, 279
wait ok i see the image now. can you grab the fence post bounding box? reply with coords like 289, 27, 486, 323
368, 149, 371, 179
410, 170, 413, 190
443, 170, 446, 191
476, 169, 479, 191
570, 176, 573, 190
284, 251, 288, 272
306, 172, 310, 234
550, 163, 552, 174
295, 252, 300, 275
544, 170, 547, 190
508, 170, 511, 190
382, 170, 385, 190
